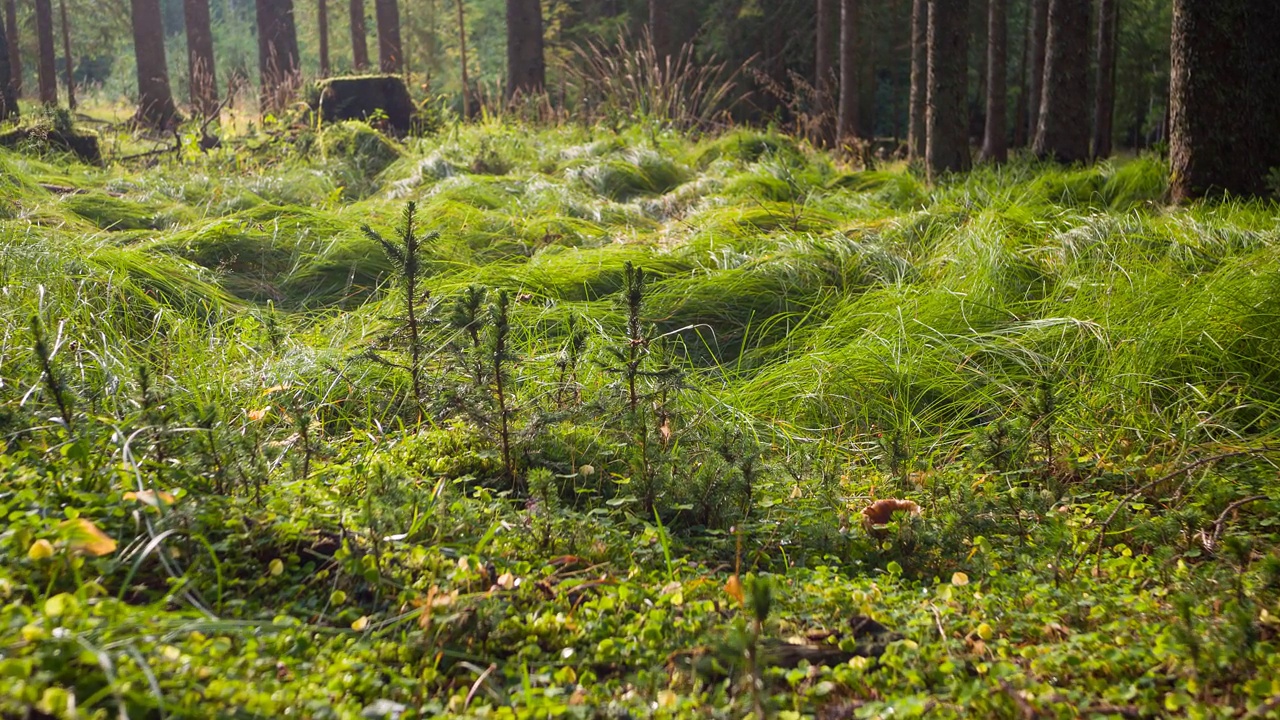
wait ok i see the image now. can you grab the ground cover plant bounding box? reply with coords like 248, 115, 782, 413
2, 118, 1280, 719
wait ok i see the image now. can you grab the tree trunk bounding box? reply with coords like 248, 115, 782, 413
318, 0, 330, 76
4, 0, 18, 98
649, 0, 670, 61
979, 0, 1006, 162
131, 0, 178, 127
0, 6, 16, 118
1091, 0, 1118, 159
185, 0, 220, 119
456, 0, 469, 118
1011, 0, 1030, 147
505, 0, 545, 100
256, 0, 301, 114
1025, 0, 1046, 145
34, 0, 57, 105
1169, 0, 1280, 201
1031, 0, 1089, 163
926, 0, 970, 179
374, 0, 402, 72
907, 0, 927, 161
58, 0, 73, 109
350, 0, 369, 70
836, 0, 859, 142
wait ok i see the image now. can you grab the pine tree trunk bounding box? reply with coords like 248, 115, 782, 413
1031, 0, 1089, 162
185, 0, 220, 119
926, 0, 970, 178
1169, 0, 1280, 201
456, 0, 469, 118
649, 0, 670, 61
4, 0, 18, 98
350, 0, 369, 70
0, 7, 16, 118
505, 0, 545, 100
374, 0, 402, 72
58, 0, 73, 109
1025, 0, 1046, 145
980, 0, 1006, 162
318, 0, 330, 77
34, 0, 57, 105
907, 0, 927, 161
1011, 0, 1030, 147
256, 0, 301, 114
131, 0, 178, 127
836, 0, 859, 142
1091, 0, 1118, 159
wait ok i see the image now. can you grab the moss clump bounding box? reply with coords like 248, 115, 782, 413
318, 121, 401, 176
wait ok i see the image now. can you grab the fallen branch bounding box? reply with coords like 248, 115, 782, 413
1210, 494, 1269, 546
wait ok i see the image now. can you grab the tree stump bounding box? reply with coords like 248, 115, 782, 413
0, 127, 101, 164
312, 75, 415, 136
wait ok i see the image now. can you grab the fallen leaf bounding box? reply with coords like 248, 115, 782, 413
951, 572, 970, 587
725, 575, 745, 605
351, 616, 369, 631
123, 490, 177, 507
59, 518, 117, 557
27, 539, 55, 561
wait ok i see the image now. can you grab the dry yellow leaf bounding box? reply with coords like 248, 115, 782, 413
123, 490, 177, 507
351, 616, 369, 631
951, 572, 970, 587
59, 519, 117, 557
725, 574, 745, 605
27, 539, 55, 561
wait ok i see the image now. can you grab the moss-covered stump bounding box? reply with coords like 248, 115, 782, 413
313, 75, 415, 136
0, 127, 102, 164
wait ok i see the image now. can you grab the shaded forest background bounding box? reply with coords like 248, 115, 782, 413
5, 0, 1174, 150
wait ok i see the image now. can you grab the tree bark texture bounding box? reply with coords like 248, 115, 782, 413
926, 0, 970, 179
185, 0, 220, 118
0, 7, 16, 118
1025, 0, 1046, 146
505, 0, 545, 100
59, 0, 73, 109
816, 0, 836, 105
318, 0, 330, 76
1169, 0, 1280, 200
1091, 0, 1118, 159
836, 0, 859, 142
980, 0, 1007, 162
1011, 0, 1030, 147
374, 0, 401, 72
35, 0, 57, 105
456, 0, 469, 118
4, 0, 18, 97
256, 0, 301, 114
131, 0, 178, 127
907, 0, 927, 160
1032, 0, 1089, 163
349, 0, 369, 70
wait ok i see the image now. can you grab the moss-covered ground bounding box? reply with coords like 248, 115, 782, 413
2, 118, 1280, 718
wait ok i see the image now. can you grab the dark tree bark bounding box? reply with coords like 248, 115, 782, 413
349, 0, 370, 70
58, 0, 73, 109
649, 0, 670, 62
374, 0, 402, 72
256, 0, 301, 114
979, 0, 1006, 162
1032, 0, 1089, 163
185, 0, 220, 119
1170, 0, 1280, 201
456, 0, 469, 118
836, 0, 859, 142
131, 0, 178, 127
1011, 0, 1030, 147
907, 0, 927, 160
505, 0, 545, 100
0, 7, 16, 119
35, 0, 57, 105
1091, 0, 1118, 159
4, 0, 18, 98
318, 0, 330, 76
1025, 0, 1046, 145
925, 0, 970, 179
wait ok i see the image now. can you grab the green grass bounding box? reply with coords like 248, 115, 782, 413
2, 120, 1280, 719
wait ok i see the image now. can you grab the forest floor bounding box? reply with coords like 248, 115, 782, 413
2, 114, 1280, 719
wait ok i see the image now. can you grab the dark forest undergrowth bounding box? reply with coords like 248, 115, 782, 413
2, 119, 1280, 718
